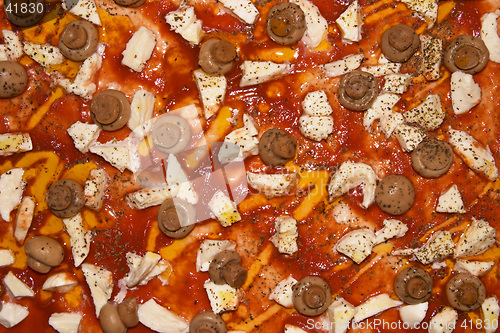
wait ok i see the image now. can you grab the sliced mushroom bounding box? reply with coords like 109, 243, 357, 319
0, 61, 28, 98
90, 90, 131, 131
198, 39, 237, 75
25, 235, 65, 274
114, 0, 145, 7
208, 250, 247, 288
99, 302, 126, 333
117, 298, 139, 328
266, 2, 306, 45
190, 311, 227, 333
375, 175, 415, 215
446, 273, 486, 311
46, 179, 84, 218
292, 276, 331, 316
380, 24, 420, 63
59, 20, 99, 61
394, 266, 433, 304
337, 70, 378, 111
444, 35, 489, 74
258, 128, 297, 167
4, 0, 45, 27
157, 198, 195, 239
411, 139, 453, 178
152, 114, 191, 154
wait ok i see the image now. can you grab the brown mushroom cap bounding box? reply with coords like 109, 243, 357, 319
59, 20, 99, 62
394, 266, 433, 304
25, 235, 65, 273
0, 61, 28, 99
266, 2, 306, 46
337, 70, 378, 111
114, 0, 144, 7
4, 0, 45, 27
157, 198, 195, 239
292, 276, 331, 316
411, 139, 453, 178
444, 35, 490, 74
190, 311, 227, 333
117, 298, 139, 328
209, 250, 247, 288
199, 39, 237, 75
380, 24, 420, 63
46, 179, 84, 218
152, 114, 192, 154
90, 90, 131, 131
446, 273, 486, 312
99, 302, 126, 333
375, 175, 415, 215
258, 128, 297, 167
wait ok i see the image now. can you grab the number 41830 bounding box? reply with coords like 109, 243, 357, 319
461, 318, 499, 330
5, 1, 44, 15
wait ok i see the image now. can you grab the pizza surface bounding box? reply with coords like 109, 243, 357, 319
0, 0, 499, 332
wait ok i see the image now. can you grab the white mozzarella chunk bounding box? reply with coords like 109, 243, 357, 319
327, 161, 378, 209
403, 94, 444, 131
89, 140, 135, 172
448, 128, 498, 181
67, 122, 101, 153
220, 114, 259, 162
269, 276, 297, 308
138, 299, 189, 333
42, 272, 78, 293
62, 213, 91, 267
481, 297, 500, 333
81, 263, 113, 317
84, 168, 110, 210
0, 46, 7, 60
382, 74, 412, 94
246, 171, 299, 198
128, 90, 155, 137
165, 6, 203, 45
374, 219, 408, 245
284, 325, 308, 333
208, 190, 241, 227
362, 62, 401, 77
450, 71, 481, 114
335, 228, 375, 264
63, 0, 101, 25
23, 42, 63, 67
4, 271, 34, 297
394, 123, 426, 152
353, 293, 402, 323
481, 11, 500, 63
196, 240, 236, 272
363, 93, 400, 130
0, 303, 29, 328
454, 259, 494, 276
415, 231, 455, 265
166, 154, 197, 204
0, 168, 25, 222
271, 216, 298, 255
48, 313, 83, 333
429, 307, 457, 333
122, 27, 157, 72
126, 186, 177, 209
336, 0, 363, 43
401, 0, 438, 28
0, 249, 15, 267
14, 196, 35, 244
194, 69, 227, 119
240, 61, 291, 87
431, 261, 448, 270
420, 34, 442, 81
399, 302, 428, 329
219, 0, 259, 24
327, 297, 356, 333
125, 252, 169, 288
299, 115, 333, 141
290, 0, 328, 48
321, 54, 364, 77
379, 110, 404, 138
204, 280, 239, 314
302, 90, 333, 116
2, 30, 23, 60
454, 219, 496, 258
0, 133, 32, 156
436, 185, 465, 214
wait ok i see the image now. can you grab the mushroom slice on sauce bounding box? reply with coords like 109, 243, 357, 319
117, 298, 139, 328
0, 61, 28, 98
190, 311, 227, 333
292, 276, 332, 316
394, 266, 433, 304
258, 128, 297, 167
446, 273, 486, 311
151, 114, 192, 154
375, 174, 415, 215
411, 139, 454, 178
90, 89, 131, 131
46, 179, 85, 218
59, 20, 99, 61
99, 302, 127, 333
337, 70, 378, 111
157, 198, 195, 239
381, 24, 420, 63
209, 250, 247, 288
199, 39, 237, 75
25, 235, 65, 274
266, 2, 306, 46
444, 35, 490, 74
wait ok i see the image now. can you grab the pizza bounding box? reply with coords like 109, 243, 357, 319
0, 0, 499, 332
